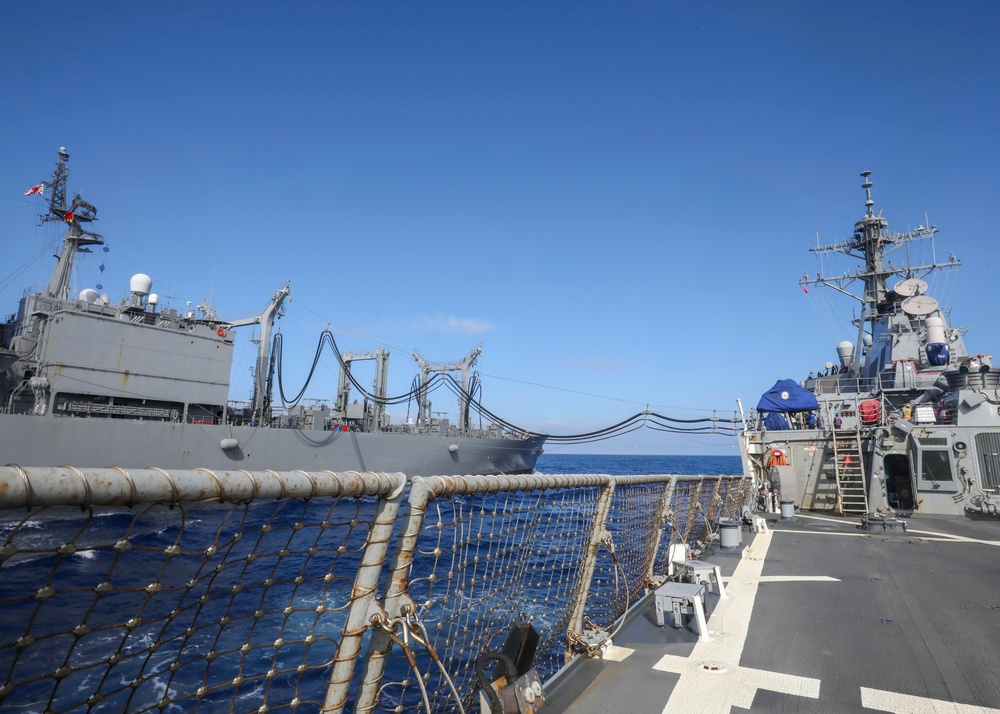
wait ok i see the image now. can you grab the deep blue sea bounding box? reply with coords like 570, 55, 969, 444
535, 452, 742, 476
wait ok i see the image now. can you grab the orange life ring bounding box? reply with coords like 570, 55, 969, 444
216, 327, 226, 336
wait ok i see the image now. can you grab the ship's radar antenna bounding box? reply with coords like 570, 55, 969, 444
42, 147, 71, 221
40, 148, 105, 300
861, 170, 875, 214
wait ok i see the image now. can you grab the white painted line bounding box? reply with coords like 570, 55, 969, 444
757, 575, 840, 583
795, 513, 1000, 547
741, 665, 821, 700
721, 575, 840, 583
861, 686, 1000, 713
653, 530, 823, 713
774, 528, 871, 537
903, 530, 1000, 547
797, 513, 857, 525
601, 644, 634, 662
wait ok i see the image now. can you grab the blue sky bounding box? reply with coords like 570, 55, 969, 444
2, 2, 998, 455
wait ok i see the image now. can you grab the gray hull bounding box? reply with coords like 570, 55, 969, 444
0, 414, 543, 476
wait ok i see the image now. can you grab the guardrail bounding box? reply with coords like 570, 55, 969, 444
0, 467, 751, 713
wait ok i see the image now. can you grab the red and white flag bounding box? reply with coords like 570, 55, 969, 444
24, 183, 45, 196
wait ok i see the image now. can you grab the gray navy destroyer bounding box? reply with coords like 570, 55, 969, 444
543, 173, 1000, 713
739, 171, 1000, 521
0, 148, 544, 475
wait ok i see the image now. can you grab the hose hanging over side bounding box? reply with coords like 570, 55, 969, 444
266, 331, 740, 443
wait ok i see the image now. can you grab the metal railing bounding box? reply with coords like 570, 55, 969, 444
0, 467, 751, 713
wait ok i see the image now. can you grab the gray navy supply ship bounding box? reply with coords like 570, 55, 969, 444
740, 171, 1000, 522
0, 148, 544, 475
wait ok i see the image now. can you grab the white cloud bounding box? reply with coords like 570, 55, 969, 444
410, 315, 495, 335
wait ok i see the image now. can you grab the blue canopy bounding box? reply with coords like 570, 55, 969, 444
756, 379, 819, 413
762, 411, 791, 430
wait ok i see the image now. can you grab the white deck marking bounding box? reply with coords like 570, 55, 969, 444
797, 514, 1000, 547
757, 575, 840, 582
861, 686, 1000, 713
902, 530, 1000, 547
600, 644, 635, 662
776, 528, 871, 538
796, 513, 857, 525
653, 530, 822, 713
721, 575, 840, 583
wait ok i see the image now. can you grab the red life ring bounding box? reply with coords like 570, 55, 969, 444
216, 327, 226, 336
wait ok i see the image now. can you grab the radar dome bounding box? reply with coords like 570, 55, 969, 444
836, 340, 854, 368
148, 293, 159, 306
78, 288, 100, 303
130, 274, 153, 296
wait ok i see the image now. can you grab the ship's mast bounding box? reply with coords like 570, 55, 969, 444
800, 172, 960, 374
854, 171, 890, 315
42, 147, 104, 301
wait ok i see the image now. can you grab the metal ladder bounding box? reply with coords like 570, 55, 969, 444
832, 429, 869, 516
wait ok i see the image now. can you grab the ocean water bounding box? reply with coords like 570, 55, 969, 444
535, 452, 742, 476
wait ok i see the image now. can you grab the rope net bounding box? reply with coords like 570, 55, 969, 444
585, 480, 665, 631
0, 468, 752, 714
369, 485, 600, 712
0, 496, 384, 713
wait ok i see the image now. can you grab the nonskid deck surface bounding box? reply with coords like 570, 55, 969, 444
546, 513, 1000, 713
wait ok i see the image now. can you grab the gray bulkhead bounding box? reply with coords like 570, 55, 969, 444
33, 304, 231, 423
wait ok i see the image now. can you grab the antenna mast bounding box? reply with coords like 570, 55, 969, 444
42, 147, 104, 300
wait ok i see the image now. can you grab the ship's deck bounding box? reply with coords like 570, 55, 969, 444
545, 511, 1000, 713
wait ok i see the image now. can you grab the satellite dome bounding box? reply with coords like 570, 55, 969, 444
836, 341, 854, 368
130, 273, 153, 296
78, 288, 100, 303
148, 293, 159, 305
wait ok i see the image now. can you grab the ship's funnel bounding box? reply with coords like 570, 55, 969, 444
836, 340, 854, 369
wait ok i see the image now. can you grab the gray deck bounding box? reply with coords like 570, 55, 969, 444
545, 513, 1000, 713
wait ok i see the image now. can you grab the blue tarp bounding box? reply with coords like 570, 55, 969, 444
756, 379, 819, 413
762, 411, 791, 430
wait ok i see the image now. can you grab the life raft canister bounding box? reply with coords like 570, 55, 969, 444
858, 399, 882, 425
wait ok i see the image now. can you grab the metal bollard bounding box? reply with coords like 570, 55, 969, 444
719, 518, 742, 548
